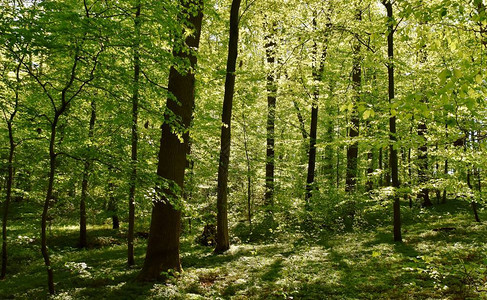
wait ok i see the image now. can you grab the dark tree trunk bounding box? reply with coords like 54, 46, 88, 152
127, 0, 141, 266
292, 100, 308, 139
383, 0, 402, 242
417, 121, 431, 207
264, 21, 277, 220
346, 11, 361, 193
79, 100, 96, 248
1, 61, 20, 280
137, 0, 203, 281
1, 123, 15, 280
42, 115, 60, 294
305, 17, 330, 206
215, 0, 241, 254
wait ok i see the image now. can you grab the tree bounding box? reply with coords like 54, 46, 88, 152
383, 0, 402, 242
345, 8, 361, 193
0, 56, 23, 279
305, 15, 330, 207
127, 0, 141, 267
264, 20, 277, 221
137, 0, 204, 281
215, 0, 242, 254
79, 100, 96, 248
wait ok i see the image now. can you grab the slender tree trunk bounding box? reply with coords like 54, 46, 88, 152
127, 0, 141, 266
241, 109, 252, 225
79, 100, 96, 248
137, 0, 203, 281
324, 83, 335, 186
305, 17, 329, 207
107, 175, 120, 230
264, 21, 277, 220
379, 147, 383, 186
215, 0, 241, 254
346, 11, 361, 193
383, 0, 402, 242
442, 123, 448, 203
42, 115, 61, 294
408, 147, 412, 208
467, 168, 481, 222
1, 61, 20, 280
292, 100, 308, 139
1, 124, 15, 279
417, 121, 431, 206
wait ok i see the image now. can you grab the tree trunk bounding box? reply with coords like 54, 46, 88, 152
127, 0, 141, 266
346, 11, 361, 193
1, 61, 20, 280
417, 121, 431, 207
1, 123, 15, 279
241, 109, 252, 225
264, 21, 277, 220
215, 0, 241, 254
305, 18, 329, 207
137, 0, 203, 281
379, 147, 383, 186
107, 176, 120, 230
42, 115, 60, 294
79, 100, 96, 248
383, 0, 402, 242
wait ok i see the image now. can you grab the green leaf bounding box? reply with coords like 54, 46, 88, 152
453, 69, 463, 78
475, 74, 482, 84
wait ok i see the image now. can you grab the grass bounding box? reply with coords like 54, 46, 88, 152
1, 199, 486, 299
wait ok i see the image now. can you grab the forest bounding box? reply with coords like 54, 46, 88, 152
0, 0, 486, 298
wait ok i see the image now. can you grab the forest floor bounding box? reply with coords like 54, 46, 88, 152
1, 200, 486, 299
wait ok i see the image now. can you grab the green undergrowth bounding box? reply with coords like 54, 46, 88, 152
1, 200, 486, 299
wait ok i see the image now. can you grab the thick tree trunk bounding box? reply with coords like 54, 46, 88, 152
383, 0, 402, 242
215, 0, 241, 254
127, 0, 141, 266
264, 21, 277, 220
79, 100, 96, 248
137, 0, 203, 281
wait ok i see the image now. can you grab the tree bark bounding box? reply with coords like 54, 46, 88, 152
215, 0, 241, 254
127, 0, 141, 267
345, 10, 361, 193
1, 123, 14, 279
264, 21, 277, 220
1, 61, 21, 280
417, 121, 431, 206
383, 0, 402, 242
79, 100, 96, 248
42, 114, 60, 294
241, 109, 252, 225
137, 0, 203, 281
305, 17, 329, 207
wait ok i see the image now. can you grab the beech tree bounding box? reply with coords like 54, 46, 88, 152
137, 0, 204, 281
